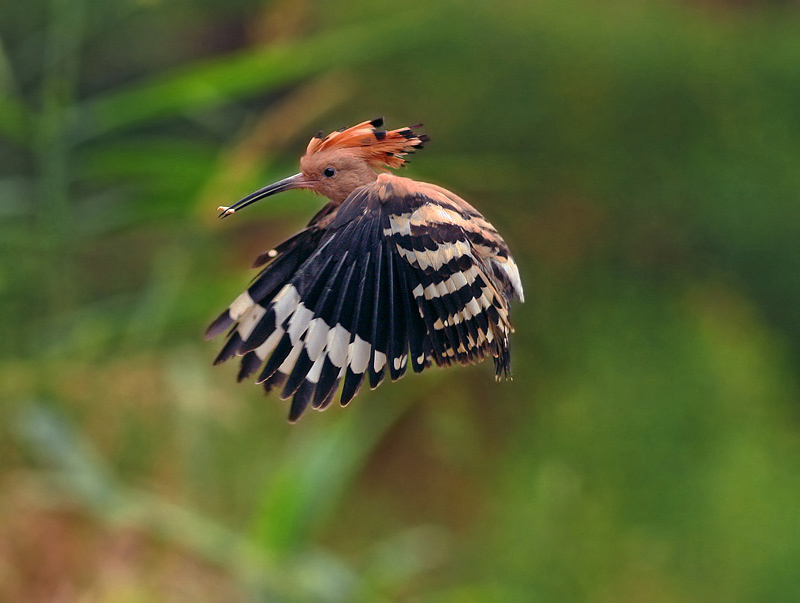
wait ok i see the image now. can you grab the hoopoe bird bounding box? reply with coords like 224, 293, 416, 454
206, 118, 524, 421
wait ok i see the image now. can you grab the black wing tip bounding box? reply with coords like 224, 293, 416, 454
213, 332, 243, 365
368, 362, 385, 390
282, 351, 315, 399
205, 311, 234, 340
237, 351, 262, 382
261, 369, 287, 394
287, 380, 315, 422
388, 355, 407, 381
340, 368, 365, 407
313, 377, 339, 411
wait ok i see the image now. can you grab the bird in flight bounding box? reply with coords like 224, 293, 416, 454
206, 118, 524, 421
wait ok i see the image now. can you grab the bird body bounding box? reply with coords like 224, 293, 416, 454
207, 118, 523, 421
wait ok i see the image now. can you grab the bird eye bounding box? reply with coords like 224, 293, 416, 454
323, 167, 335, 177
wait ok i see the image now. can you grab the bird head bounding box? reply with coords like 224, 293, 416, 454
218, 117, 428, 216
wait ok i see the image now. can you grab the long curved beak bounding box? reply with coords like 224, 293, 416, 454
217, 173, 312, 218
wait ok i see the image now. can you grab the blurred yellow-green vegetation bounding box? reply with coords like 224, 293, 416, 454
2, 0, 800, 600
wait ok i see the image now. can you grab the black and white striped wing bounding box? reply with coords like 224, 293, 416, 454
207, 176, 517, 421
374, 176, 517, 378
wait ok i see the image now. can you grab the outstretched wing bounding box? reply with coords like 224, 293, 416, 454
207, 174, 522, 421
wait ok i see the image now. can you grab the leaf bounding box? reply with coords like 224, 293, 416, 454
0, 95, 32, 145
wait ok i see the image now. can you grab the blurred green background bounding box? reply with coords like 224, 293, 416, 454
2, 0, 800, 600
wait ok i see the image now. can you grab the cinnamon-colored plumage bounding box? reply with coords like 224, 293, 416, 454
207, 118, 524, 421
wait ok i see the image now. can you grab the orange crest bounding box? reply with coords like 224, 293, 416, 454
304, 117, 429, 170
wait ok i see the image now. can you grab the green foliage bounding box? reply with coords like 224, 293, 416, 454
2, 0, 800, 601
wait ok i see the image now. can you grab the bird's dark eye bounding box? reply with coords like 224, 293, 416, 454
323, 167, 335, 178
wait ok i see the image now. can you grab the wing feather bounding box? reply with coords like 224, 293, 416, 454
396, 258, 428, 373
386, 243, 409, 381
337, 251, 372, 405
366, 241, 387, 390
